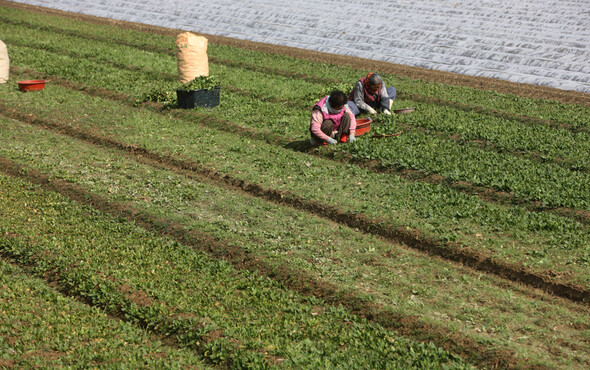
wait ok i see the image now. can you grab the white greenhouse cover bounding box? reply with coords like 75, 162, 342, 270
11, 0, 590, 93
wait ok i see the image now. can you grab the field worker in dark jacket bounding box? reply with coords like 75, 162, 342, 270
347, 73, 396, 116
310, 90, 357, 145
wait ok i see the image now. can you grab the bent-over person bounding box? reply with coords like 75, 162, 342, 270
310, 90, 357, 145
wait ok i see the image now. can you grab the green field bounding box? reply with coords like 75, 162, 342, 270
1, 3, 589, 368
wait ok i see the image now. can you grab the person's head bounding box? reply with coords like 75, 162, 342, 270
366, 73, 383, 93
328, 90, 347, 110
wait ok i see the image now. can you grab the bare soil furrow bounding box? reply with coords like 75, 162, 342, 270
1, 101, 588, 306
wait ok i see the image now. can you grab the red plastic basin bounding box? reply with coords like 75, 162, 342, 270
18, 80, 47, 92
355, 117, 372, 136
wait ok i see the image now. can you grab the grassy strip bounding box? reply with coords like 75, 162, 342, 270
374, 118, 589, 177
2, 70, 589, 291
341, 122, 590, 209
0, 172, 470, 369
1, 115, 589, 368
0, 259, 210, 368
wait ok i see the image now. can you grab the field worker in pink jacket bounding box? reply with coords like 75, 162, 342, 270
347, 73, 396, 116
310, 90, 357, 145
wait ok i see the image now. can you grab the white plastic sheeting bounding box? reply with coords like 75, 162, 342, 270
11, 0, 590, 93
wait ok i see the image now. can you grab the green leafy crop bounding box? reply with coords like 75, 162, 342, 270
180, 75, 220, 91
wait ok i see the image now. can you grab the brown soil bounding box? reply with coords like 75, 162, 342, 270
3, 0, 589, 107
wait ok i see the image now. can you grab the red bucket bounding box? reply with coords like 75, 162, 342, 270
17, 80, 47, 92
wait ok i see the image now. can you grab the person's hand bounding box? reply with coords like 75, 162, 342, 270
326, 137, 337, 145
367, 107, 378, 115
383, 109, 391, 115
348, 134, 356, 143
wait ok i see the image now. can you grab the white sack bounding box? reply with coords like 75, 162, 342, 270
0, 40, 9, 84
176, 32, 208, 84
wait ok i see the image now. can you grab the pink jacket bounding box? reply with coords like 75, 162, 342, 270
310, 96, 356, 141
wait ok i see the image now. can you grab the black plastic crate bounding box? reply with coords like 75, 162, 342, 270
176, 86, 220, 108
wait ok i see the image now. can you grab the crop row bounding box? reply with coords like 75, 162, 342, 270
3, 13, 588, 130
5, 68, 590, 283
382, 99, 590, 172
2, 5, 590, 367
0, 258, 209, 368
343, 123, 589, 209
6, 27, 587, 173
3, 62, 589, 289
15, 57, 585, 229
3, 65, 590, 292
3, 14, 589, 213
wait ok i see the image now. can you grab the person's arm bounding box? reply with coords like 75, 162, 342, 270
347, 108, 357, 142
310, 109, 331, 142
379, 83, 391, 112
348, 108, 356, 133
